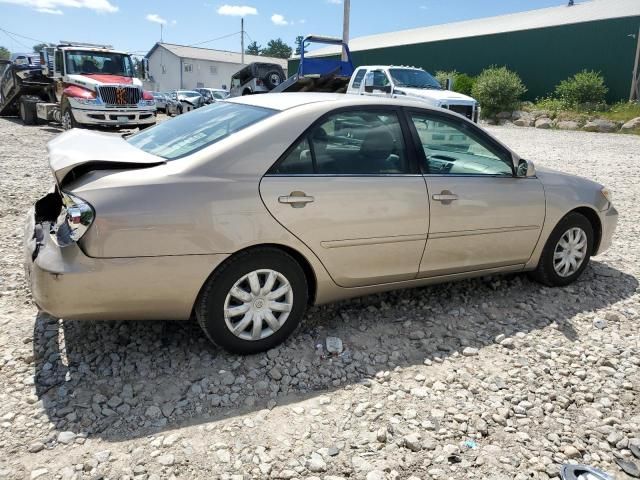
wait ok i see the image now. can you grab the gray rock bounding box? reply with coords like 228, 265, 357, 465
563, 445, 581, 459
57, 431, 76, 445
157, 453, 175, 466
583, 119, 618, 133
496, 111, 513, 119
306, 452, 327, 472
462, 346, 479, 356
366, 471, 385, 480
535, 118, 553, 129
145, 405, 163, 419
621, 117, 640, 131
325, 336, 343, 354
27, 442, 44, 453
514, 118, 532, 127
557, 120, 580, 130
404, 433, 422, 451
30, 469, 48, 480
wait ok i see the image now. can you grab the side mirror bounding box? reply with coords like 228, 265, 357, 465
444, 78, 453, 90
517, 159, 536, 177
142, 58, 150, 81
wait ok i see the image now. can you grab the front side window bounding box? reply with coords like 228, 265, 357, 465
410, 113, 513, 176
128, 102, 275, 160
272, 110, 408, 175
65, 51, 134, 76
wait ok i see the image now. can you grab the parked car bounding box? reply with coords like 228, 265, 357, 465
152, 92, 168, 112
230, 62, 285, 97
167, 90, 205, 114
24, 93, 617, 354
195, 87, 229, 101
164, 95, 181, 116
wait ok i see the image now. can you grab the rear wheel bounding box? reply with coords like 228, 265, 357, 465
196, 248, 308, 354
530, 212, 594, 287
263, 70, 284, 90
19, 97, 39, 125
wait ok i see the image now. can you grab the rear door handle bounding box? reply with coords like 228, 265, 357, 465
278, 191, 314, 208
432, 191, 458, 204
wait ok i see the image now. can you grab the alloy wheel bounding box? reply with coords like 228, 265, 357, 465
223, 269, 293, 341
61, 111, 72, 130
553, 227, 588, 277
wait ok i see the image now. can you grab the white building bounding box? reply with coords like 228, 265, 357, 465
145, 42, 288, 92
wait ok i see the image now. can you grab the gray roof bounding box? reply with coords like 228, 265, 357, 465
149, 43, 288, 67
305, 0, 640, 57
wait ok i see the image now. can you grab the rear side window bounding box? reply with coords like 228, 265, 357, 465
271, 110, 409, 175
127, 102, 274, 160
351, 69, 366, 89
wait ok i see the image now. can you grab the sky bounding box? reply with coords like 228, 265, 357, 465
0, 0, 569, 57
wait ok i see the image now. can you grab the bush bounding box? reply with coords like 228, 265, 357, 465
554, 70, 608, 107
471, 66, 527, 117
453, 73, 475, 96
434, 70, 475, 96
435, 70, 457, 89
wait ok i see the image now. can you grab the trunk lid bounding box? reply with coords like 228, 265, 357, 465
47, 129, 165, 186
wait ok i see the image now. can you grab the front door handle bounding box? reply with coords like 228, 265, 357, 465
432, 191, 458, 204
278, 191, 314, 208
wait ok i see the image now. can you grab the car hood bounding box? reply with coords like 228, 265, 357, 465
396, 87, 476, 104
48, 129, 164, 185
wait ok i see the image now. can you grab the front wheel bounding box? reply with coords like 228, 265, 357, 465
196, 248, 308, 354
61, 103, 79, 130
530, 212, 594, 287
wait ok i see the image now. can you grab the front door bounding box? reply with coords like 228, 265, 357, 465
406, 110, 545, 277
260, 108, 429, 288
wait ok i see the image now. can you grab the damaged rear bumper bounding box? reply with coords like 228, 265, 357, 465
24, 207, 228, 321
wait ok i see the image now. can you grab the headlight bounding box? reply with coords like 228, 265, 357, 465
55, 192, 95, 246
601, 187, 613, 205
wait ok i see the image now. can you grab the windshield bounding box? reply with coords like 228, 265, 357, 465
65, 50, 134, 76
127, 102, 275, 160
389, 68, 441, 90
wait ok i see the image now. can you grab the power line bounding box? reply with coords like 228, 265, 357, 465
0, 29, 31, 50
188, 31, 241, 47
0, 26, 50, 45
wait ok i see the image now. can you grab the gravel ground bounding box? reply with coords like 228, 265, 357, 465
0, 117, 639, 480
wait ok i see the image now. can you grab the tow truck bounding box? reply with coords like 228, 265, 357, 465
0, 41, 156, 130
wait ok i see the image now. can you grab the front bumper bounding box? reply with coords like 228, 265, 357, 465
23, 208, 228, 321
595, 204, 618, 255
72, 107, 156, 126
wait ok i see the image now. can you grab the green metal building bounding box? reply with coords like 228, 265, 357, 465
290, 0, 640, 102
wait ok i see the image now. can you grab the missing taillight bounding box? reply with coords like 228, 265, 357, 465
34, 191, 63, 223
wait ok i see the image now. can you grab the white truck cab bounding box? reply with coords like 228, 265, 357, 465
347, 65, 480, 123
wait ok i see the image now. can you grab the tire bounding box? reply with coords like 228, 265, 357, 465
196, 248, 309, 354
19, 97, 39, 125
61, 102, 79, 130
530, 212, 594, 287
242, 89, 252, 96
263, 70, 284, 90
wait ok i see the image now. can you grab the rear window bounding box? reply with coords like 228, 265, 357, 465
127, 102, 275, 160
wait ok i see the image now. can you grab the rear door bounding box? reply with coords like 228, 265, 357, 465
406, 109, 545, 277
260, 107, 429, 288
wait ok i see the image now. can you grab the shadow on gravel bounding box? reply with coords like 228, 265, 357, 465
32, 261, 638, 442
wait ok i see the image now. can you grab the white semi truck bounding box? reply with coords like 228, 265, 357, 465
0, 41, 156, 130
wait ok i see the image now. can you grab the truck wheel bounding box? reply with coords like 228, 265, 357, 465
19, 97, 39, 126
242, 89, 252, 96
61, 103, 79, 130
263, 70, 284, 90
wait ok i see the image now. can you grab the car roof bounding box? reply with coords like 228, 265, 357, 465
226, 92, 434, 112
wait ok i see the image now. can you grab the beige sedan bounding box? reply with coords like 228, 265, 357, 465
24, 93, 618, 353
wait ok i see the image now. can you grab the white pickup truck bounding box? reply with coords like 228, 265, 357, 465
346, 65, 480, 123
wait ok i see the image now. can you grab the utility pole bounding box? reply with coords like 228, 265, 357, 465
241, 18, 245, 65
342, 0, 350, 62
630, 26, 640, 101
160, 23, 163, 42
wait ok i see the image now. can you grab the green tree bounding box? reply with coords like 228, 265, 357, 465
261, 38, 292, 59
33, 43, 54, 53
245, 41, 261, 56
294, 36, 306, 56
0, 46, 9, 60
472, 66, 527, 117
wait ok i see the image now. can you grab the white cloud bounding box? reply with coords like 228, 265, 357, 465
37, 7, 63, 13
327, 0, 342, 4
271, 13, 288, 26
146, 13, 167, 25
216, 4, 257, 16
0, 0, 118, 13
